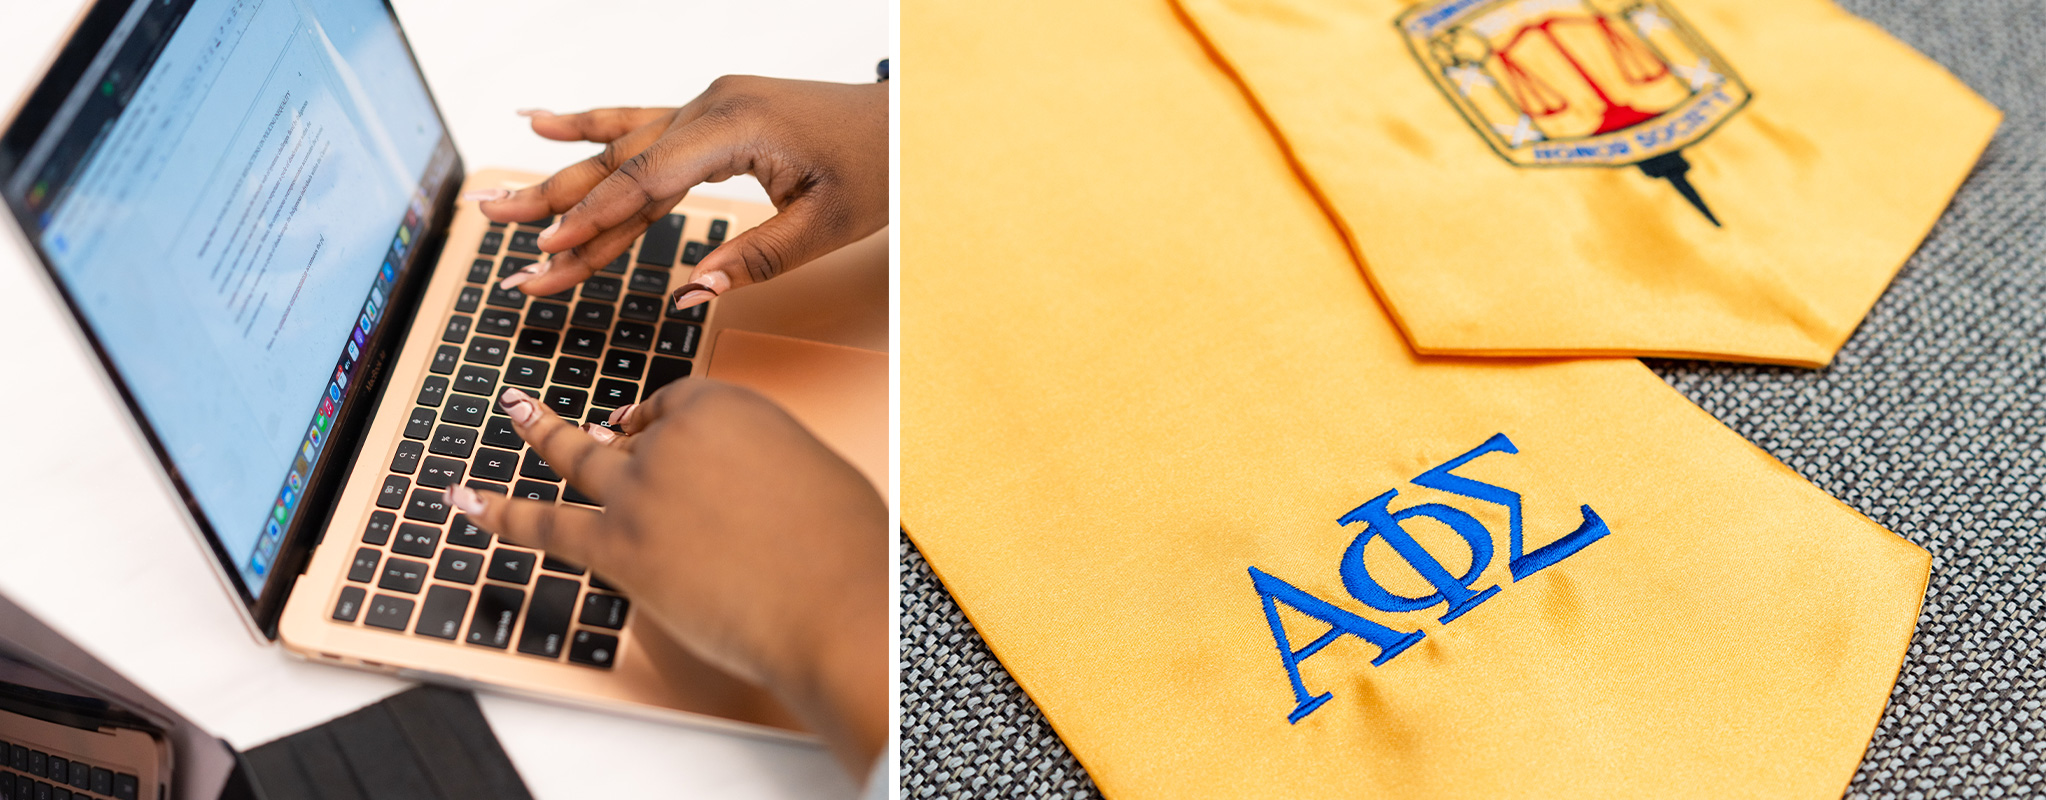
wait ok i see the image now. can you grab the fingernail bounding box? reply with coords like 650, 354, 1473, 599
460, 188, 511, 203
538, 220, 560, 240
669, 289, 715, 311
696, 271, 732, 294
516, 108, 554, 118
608, 404, 636, 426
497, 258, 550, 290
446, 485, 487, 515
583, 423, 617, 444
499, 387, 538, 424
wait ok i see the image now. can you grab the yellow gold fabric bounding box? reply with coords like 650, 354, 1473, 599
902, 0, 1933, 796
1171, 0, 1999, 367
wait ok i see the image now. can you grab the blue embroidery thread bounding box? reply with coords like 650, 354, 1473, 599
1248, 433, 1612, 723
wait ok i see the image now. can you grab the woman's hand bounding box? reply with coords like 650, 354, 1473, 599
465, 76, 888, 311
442, 382, 889, 776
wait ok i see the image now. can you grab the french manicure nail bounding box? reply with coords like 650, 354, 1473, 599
460, 188, 511, 203
538, 220, 560, 240
499, 388, 538, 424
670, 285, 717, 311
583, 423, 617, 444
497, 259, 549, 290
516, 108, 554, 118
446, 485, 487, 515
608, 404, 636, 426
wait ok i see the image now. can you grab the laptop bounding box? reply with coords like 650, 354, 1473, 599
0, 659, 169, 800
0, 0, 887, 739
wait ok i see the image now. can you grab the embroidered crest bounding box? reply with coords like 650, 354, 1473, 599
1398, 0, 1751, 225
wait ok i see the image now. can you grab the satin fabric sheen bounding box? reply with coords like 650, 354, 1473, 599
901, 0, 1932, 797
1173, 0, 1998, 366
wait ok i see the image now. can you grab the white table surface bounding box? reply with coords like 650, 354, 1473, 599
0, 1, 887, 797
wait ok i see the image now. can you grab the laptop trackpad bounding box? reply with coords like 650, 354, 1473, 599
704, 329, 888, 500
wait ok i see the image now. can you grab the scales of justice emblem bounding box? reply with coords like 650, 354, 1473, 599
1397, 0, 1752, 225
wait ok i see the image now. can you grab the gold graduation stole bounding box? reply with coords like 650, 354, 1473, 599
1174, 0, 1999, 366
903, 0, 1932, 795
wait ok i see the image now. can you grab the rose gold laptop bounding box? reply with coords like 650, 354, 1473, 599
1, 0, 886, 738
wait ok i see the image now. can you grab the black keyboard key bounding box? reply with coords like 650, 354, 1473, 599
481, 416, 524, 450
517, 575, 581, 658
568, 630, 620, 669
656, 322, 702, 358
448, 514, 492, 549
467, 479, 509, 497
442, 315, 471, 343
513, 480, 558, 503
507, 229, 542, 254
665, 297, 708, 322
417, 376, 448, 407
544, 387, 587, 417
428, 425, 479, 460
593, 379, 636, 408
390, 440, 424, 474
505, 357, 549, 388
602, 251, 630, 274
364, 511, 396, 544
90, 770, 110, 797
332, 586, 365, 621
498, 256, 536, 279
471, 447, 518, 482
581, 275, 622, 301
465, 336, 509, 366
467, 259, 493, 283
572, 300, 614, 329
645, 356, 693, 395
519, 450, 559, 481
29, 750, 44, 777
525, 301, 568, 330
419, 456, 467, 489
708, 218, 728, 242
415, 585, 472, 640
563, 482, 602, 507
629, 268, 669, 295
406, 486, 452, 523
111, 775, 136, 800
377, 557, 429, 594
478, 308, 519, 337
69, 765, 87, 792
682, 240, 711, 266
612, 321, 653, 350
554, 357, 597, 387
516, 329, 559, 358
49, 758, 66, 786
364, 594, 415, 631
488, 549, 536, 584
543, 555, 586, 575
377, 476, 410, 509
619, 293, 661, 323
638, 214, 684, 265
520, 215, 556, 230
347, 547, 380, 582
9, 744, 23, 770
433, 342, 464, 373
436, 547, 484, 584
455, 365, 498, 396
441, 394, 487, 427
393, 523, 442, 559
579, 593, 628, 628
404, 408, 434, 440
486, 285, 527, 309
603, 349, 646, 379
561, 328, 606, 358
479, 229, 503, 255
466, 585, 524, 649
455, 286, 483, 313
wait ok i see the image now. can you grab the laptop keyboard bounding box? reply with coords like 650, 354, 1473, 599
0, 739, 140, 800
327, 212, 727, 670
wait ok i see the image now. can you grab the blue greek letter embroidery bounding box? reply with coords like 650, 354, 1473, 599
1248, 433, 1612, 723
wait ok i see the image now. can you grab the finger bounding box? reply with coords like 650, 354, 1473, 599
526, 107, 673, 143
496, 387, 633, 505
474, 118, 671, 227
580, 422, 638, 453
546, 114, 745, 253
668, 194, 873, 311
445, 484, 614, 574
499, 215, 658, 295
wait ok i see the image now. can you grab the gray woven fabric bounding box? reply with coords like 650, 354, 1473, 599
899, 1, 2046, 796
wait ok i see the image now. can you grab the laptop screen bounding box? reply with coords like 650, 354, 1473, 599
1, 0, 451, 603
